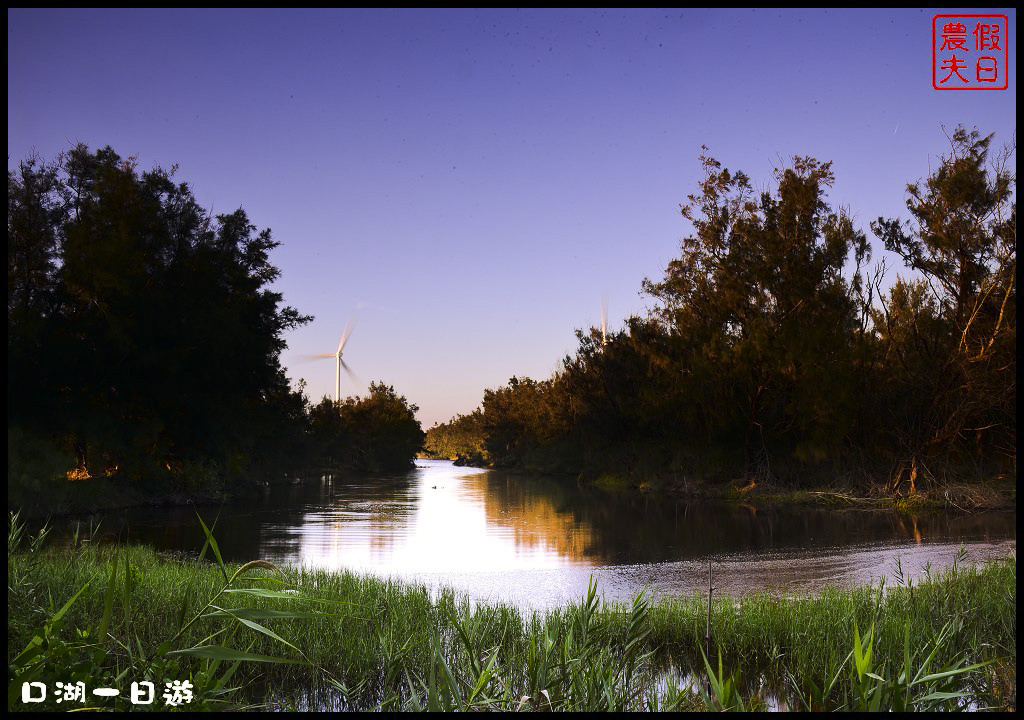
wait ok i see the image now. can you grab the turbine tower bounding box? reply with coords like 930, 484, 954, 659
601, 297, 608, 347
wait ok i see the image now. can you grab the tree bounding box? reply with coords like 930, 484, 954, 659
8, 144, 311, 494
8, 154, 65, 318
423, 409, 488, 465
871, 127, 1015, 491
558, 317, 685, 475
342, 382, 425, 472
644, 150, 869, 480
480, 376, 569, 469
310, 383, 424, 472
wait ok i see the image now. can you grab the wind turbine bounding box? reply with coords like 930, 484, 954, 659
309, 318, 358, 404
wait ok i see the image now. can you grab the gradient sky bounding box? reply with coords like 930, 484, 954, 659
8, 8, 1016, 427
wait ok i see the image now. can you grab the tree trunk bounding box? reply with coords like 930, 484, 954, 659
889, 457, 920, 495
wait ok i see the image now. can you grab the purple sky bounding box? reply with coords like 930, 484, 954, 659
8, 8, 1016, 427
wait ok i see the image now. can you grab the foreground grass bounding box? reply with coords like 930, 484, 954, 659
8, 533, 1016, 711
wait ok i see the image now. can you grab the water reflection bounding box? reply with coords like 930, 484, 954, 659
75, 460, 1015, 610
290, 465, 590, 573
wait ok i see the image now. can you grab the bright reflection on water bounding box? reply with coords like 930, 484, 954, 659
89, 460, 1015, 610
290, 462, 588, 573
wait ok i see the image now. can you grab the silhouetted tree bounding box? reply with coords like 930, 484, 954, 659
644, 150, 869, 480
392, 131, 1016, 496
310, 384, 425, 472
871, 127, 1015, 491
8, 145, 311, 498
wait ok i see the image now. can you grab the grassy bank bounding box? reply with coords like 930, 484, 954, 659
8, 519, 1016, 711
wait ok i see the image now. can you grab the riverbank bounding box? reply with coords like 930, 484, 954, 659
439, 453, 1016, 512
8, 532, 1016, 711
657, 474, 1018, 513
8, 474, 237, 522
10, 470, 341, 522
17, 452, 1015, 522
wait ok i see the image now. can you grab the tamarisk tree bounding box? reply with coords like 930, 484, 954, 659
872, 127, 1015, 492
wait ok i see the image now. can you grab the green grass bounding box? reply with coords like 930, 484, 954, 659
592, 472, 632, 492
8, 514, 1016, 711
642, 551, 1016, 709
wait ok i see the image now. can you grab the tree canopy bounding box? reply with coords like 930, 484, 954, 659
428, 128, 1015, 494
9, 145, 424, 511
310, 383, 425, 473
870, 128, 1015, 491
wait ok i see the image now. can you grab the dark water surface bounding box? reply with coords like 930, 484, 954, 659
71, 460, 1015, 610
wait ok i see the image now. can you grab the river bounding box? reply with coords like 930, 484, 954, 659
71, 459, 1016, 610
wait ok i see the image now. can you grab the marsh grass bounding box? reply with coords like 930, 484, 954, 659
7, 511, 1015, 711
7, 510, 335, 711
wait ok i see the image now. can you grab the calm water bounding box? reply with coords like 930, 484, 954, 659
72, 460, 1015, 610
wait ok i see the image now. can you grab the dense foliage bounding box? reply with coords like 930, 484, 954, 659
8, 146, 423, 513
310, 383, 425, 473
422, 409, 488, 466
426, 128, 1015, 492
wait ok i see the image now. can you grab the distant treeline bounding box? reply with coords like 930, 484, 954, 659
8, 145, 423, 514
425, 128, 1016, 493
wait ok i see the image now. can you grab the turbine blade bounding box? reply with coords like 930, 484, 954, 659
297, 353, 338, 362
340, 358, 362, 385
338, 316, 357, 354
